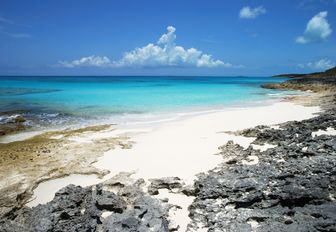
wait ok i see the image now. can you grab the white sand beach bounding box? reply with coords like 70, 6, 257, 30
27, 101, 320, 231
2, 2, 336, 230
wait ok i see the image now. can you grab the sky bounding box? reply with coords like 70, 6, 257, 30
0, 0, 335, 76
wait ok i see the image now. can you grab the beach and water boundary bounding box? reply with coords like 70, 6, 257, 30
0, 75, 335, 231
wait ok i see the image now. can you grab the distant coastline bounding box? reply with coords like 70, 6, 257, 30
273, 66, 336, 78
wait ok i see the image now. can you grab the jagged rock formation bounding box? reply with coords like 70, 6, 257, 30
0, 173, 171, 232
187, 110, 336, 231
186, 77, 336, 231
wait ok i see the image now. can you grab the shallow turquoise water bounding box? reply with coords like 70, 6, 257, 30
0, 76, 292, 126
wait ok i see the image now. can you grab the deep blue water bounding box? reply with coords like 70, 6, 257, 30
0, 76, 293, 126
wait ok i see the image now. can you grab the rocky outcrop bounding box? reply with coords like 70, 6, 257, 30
262, 75, 336, 93
148, 177, 185, 195
273, 66, 336, 78
0, 114, 28, 136
0, 125, 133, 219
0, 174, 171, 232
2, 106, 336, 232
187, 95, 336, 231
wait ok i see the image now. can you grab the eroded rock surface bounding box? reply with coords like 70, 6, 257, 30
148, 177, 185, 195
0, 114, 28, 136
187, 109, 336, 231
2, 110, 336, 232
0, 175, 171, 232
0, 125, 133, 219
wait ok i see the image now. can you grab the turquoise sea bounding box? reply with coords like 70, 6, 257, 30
0, 76, 294, 128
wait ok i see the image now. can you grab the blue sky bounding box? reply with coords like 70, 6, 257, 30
0, 0, 335, 76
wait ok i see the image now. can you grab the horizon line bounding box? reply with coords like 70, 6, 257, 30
0, 74, 284, 78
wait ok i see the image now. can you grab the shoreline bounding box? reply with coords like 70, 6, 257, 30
0, 90, 304, 144
0, 124, 134, 218
1, 79, 334, 231
24, 96, 320, 231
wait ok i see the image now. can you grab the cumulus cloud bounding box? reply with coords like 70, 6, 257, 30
59, 26, 241, 69
59, 55, 111, 68
298, 58, 335, 70
296, 11, 332, 44
239, 6, 266, 19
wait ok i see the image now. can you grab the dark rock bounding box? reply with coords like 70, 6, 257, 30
180, 185, 196, 196
14, 115, 26, 124
96, 190, 127, 213
187, 102, 336, 231
0, 178, 171, 232
121, 216, 139, 228
148, 177, 184, 195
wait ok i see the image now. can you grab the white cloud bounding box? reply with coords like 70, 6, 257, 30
115, 26, 232, 68
298, 58, 335, 70
59, 26, 241, 69
4, 31, 31, 38
0, 16, 31, 39
0, 16, 14, 24
59, 55, 111, 68
239, 6, 266, 19
296, 11, 332, 44
0, 30, 31, 38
